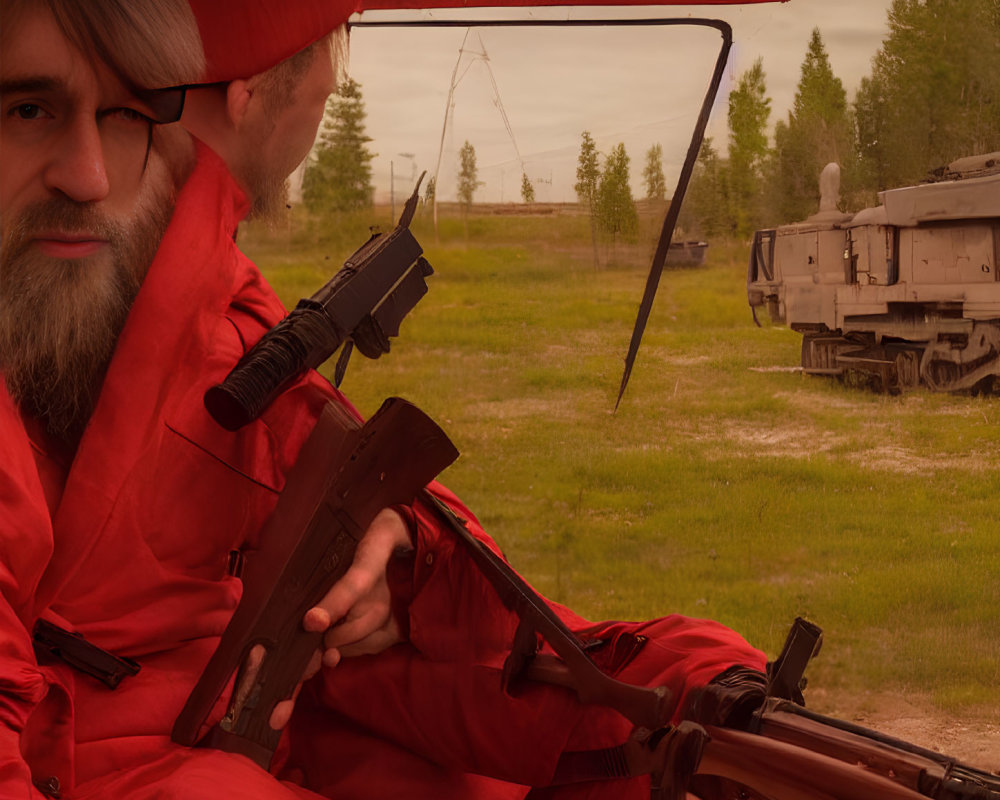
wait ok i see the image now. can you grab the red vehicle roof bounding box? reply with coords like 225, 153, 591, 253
361, 0, 781, 7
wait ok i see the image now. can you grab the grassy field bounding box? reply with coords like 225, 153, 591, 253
241, 205, 1000, 721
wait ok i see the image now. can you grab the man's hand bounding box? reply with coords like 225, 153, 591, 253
303, 507, 412, 663
268, 507, 413, 730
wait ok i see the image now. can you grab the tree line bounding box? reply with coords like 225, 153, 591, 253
684, 0, 1000, 240
300, 76, 668, 241
301, 0, 998, 242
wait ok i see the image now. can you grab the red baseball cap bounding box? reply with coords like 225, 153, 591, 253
187, 0, 359, 83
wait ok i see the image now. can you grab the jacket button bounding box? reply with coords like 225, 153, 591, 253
35, 776, 61, 798
425, 552, 434, 565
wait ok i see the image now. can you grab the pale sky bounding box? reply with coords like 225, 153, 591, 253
336, 0, 896, 204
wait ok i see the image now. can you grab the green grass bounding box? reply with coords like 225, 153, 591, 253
241, 206, 1000, 716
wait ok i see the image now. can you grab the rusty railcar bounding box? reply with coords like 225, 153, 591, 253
747, 154, 1000, 392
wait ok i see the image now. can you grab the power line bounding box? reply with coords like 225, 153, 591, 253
431, 29, 528, 222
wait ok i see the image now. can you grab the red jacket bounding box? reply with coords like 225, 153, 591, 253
0, 143, 765, 799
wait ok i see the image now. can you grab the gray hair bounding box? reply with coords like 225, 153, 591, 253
2, 0, 205, 89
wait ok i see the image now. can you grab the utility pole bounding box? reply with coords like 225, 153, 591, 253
432, 31, 524, 235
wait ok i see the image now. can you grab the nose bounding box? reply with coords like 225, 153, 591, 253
43, 113, 111, 203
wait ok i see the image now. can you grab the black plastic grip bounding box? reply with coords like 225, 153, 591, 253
205, 302, 342, 430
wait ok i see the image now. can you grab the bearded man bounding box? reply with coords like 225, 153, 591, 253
0, 0, 203, 795
0, 1, 767, 798
0, 2, 199, 446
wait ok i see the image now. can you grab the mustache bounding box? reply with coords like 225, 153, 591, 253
3, 199, 129, 264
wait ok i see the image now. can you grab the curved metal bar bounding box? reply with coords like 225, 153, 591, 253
349, 17, 734, 409
615, 19, 732, 409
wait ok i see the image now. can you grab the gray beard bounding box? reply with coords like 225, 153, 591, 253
0, 194, 172, 444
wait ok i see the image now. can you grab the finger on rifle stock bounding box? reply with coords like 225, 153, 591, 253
324, 604, 393, 650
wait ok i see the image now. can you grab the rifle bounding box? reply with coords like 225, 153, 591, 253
669, 618, 1000, 800
517, 616, 1000, 799
188, 179, 679, 748
190, 185, 992, 795
204, 174, 432, 430
173, 391, 679, 768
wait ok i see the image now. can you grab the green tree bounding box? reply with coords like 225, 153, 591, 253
456, 141, 481, 212
575, 131, 601, 267
425, 175, 436, 206
855, 0, 1000, 192
302, 78, 375, 213
520, 172, 535, 203
642, 143, 667, 200
766, 29, 855, 222
727, 58, 771, 237
681, 137, 729, 239
575, 131, 600, 204
596, 143, 638, 249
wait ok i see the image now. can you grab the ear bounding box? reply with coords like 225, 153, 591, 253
225, 78, 254, 129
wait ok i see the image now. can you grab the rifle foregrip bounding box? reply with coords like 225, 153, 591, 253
205, 303, 342, 430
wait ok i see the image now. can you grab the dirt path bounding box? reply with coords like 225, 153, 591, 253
808, 688, 1000, 773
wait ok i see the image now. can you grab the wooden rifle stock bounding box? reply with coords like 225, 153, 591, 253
685, 619, 1000, 799
698, 724, 927, 800
688, 703, 1000, 800
171, 398, 458, 768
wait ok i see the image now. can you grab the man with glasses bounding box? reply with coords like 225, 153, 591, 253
0, 1, 205, 796
0, 1, 199, 447
0, 1, 767, 797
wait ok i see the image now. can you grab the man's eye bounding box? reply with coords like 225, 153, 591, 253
11, 103, 46, 120
107, 107, 152, 124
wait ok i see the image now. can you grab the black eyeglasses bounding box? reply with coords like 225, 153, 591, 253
133, 81, 233, 126
130, 86, 185, 124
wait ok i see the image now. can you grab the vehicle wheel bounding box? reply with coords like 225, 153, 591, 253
800, 335, 817, 370
924, 359, 961, 392
893, 349, 921, 390
800, 333, 843, 373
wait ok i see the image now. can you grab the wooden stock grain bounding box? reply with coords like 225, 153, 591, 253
699, 726, 927, 800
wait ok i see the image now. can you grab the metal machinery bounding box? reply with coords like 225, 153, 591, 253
747, 153, 1000, 392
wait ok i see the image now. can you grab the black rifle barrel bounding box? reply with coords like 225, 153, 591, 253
205, 174, 428, 430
